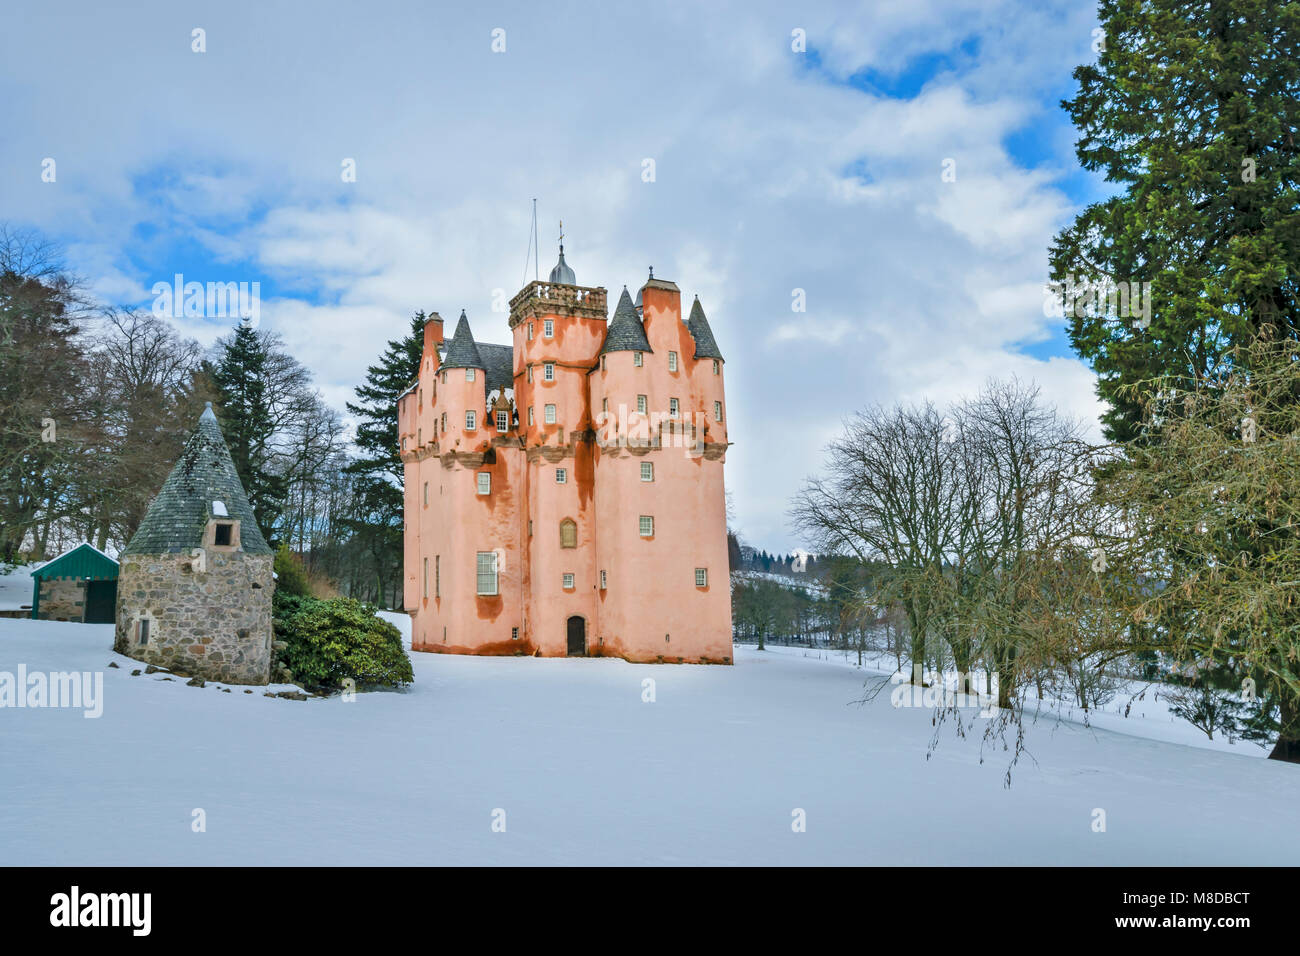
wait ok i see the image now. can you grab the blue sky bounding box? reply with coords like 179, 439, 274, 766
0, 0, 1111, 551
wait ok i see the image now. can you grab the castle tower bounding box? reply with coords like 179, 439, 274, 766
114, 403, 275, 683
398, 232, 732, 663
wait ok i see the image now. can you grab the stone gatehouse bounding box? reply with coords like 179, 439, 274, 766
114, 403, 275, 684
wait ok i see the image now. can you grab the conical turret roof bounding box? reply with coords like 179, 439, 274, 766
600, 287, 652, 355
122, 403, 272, 556
687, 295, 723, 361
440, 311, 486, 370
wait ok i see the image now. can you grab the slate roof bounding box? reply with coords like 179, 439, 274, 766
478, 343, 514, 391
122, 404, 272, 556
440, 312, 485, 370
600, 287, 652, 355
687, 296, 724, 361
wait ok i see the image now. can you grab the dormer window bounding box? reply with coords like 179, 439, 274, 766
206, 517, 240, 550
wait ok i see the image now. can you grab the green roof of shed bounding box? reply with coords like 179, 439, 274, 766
122, 403, 272, 556
31, 543, 119, 580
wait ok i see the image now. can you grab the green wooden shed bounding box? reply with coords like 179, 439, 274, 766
31, 544, 119, 623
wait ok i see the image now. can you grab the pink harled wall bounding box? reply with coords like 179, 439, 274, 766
399, 273, 732, 664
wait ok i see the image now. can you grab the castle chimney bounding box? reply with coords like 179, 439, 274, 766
424, 312, 445, 352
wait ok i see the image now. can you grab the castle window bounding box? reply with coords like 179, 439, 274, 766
555, 468, 567, 484
668, 351, 678, 372
714, 401, 723, 422
214, 523, 232, 546
441, 370, 447, 384
695, 568, 708, 587
528, 406, 534, 426
601, 355, 607, 371
528, 323, 534, 340
512, 627, 519, 640
713, 360, 719, 375
641, 461, 654, 482
633, 351, 643, 367
435, 555, 440, 597
562, 573, 575, 590
560, 519, 577, 549
544, 363, 555, 381
669, 397, 679, 418
639, 515, 654, 537
423, 482, 429, 506
465, 410, 477, 430
528, 520, 533, 537
599, 570, 607, 590
496, 410, 509, 432
418, 428, 422, 446
636, 395, 647, 414
402, 436, 408, 450
423, 558, 428, 598
544, 319, 554, 338
477, 472, 491, 495
476, 552, 499, 596
602, 397, 608, 413
441, 412, 446, 431
527, 366, 533, 383
137, 618, 150, 646
419, 388, 423, 407
466, 368, 476, 382
544, 404, 557, 425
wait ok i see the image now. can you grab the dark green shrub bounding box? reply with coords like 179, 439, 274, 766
273, 544, 313, 597
272, 592, 413, 691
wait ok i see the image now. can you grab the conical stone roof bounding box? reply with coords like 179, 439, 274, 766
122, 403, 272, 556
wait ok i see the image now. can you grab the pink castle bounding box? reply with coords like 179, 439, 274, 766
398, 241, 733, 663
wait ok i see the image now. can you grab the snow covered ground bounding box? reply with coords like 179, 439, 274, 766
0, 563, 36, 612
2, 615, 1297, 865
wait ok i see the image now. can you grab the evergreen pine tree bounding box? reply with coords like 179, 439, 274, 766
1049, 0, 1299, 442
342, 311, 426, 606
212, 322, 287, 543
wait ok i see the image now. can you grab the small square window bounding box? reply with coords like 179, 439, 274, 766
477, 472, 491, 495
695, 568, 708, 587
544, 363, 555, 381
214, 523, 233, 546
641, 462, 654, 482
465, 410, 477, 430
639, 515, 654, 537
562, 573, 575, 590
556, 468, 567, 484
633, 351, 643, 367
466, 368, 475, 382
496, 410, 509, 432
544, 319, 554, 338
545, 404, 557, 425
668, 351, 678, 372
636, 394, 647, 414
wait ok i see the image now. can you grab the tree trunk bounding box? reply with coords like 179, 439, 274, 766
1269, 693, 1300, 763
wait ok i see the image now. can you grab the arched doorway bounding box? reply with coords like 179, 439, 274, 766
566, 616, 586, 656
